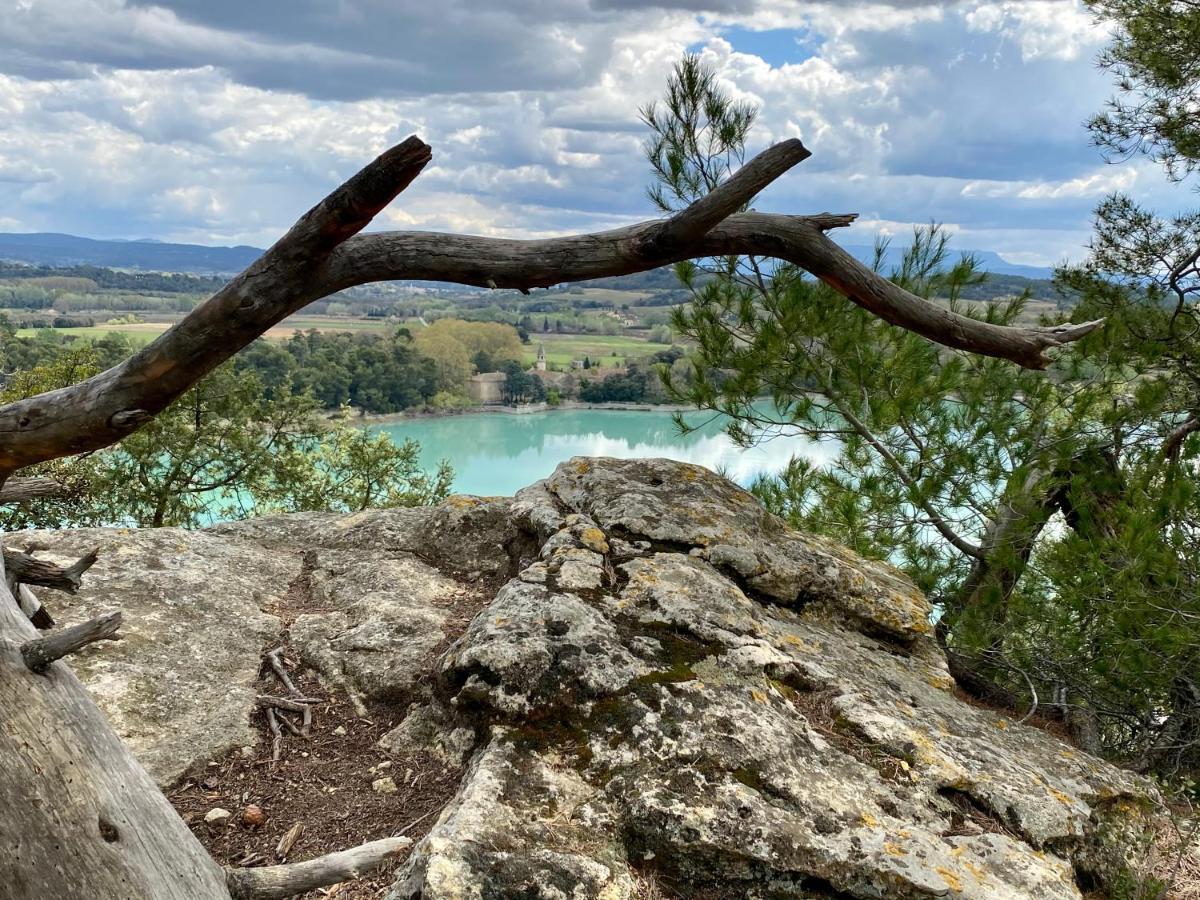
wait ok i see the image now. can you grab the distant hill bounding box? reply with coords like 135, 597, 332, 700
837, 244, 1055, 280
0, 231, 1057, 285
0, 233, 262, 274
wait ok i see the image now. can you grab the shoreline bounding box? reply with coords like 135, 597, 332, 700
346, 400, 697, 426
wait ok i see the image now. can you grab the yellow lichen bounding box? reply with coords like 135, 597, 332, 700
578, 527, 610, 554
884, 841, 905, 857
935, 868, 963, 892
1048, 788, 1074, 806
964, 861, 987, 883
860, 812, 880, 828
926, 674, 956, 691
750, 689, 769, 704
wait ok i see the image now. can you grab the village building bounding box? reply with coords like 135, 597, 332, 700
466, 371, 506, 404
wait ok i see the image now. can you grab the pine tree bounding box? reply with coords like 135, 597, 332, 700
650, 52, 1200, 773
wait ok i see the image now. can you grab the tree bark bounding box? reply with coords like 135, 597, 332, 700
945, 466, 1064, 630
0, 552, 233, 899
0, 476, 73, 504
4, 546, 98, 594
21, 611, 123, 673
224, 836, 411, 899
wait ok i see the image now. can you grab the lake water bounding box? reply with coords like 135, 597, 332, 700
374, 407, 836, 497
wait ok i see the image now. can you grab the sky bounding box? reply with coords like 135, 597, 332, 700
0, 0, 1186, 267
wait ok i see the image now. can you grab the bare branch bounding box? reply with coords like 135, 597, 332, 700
225, 836, 412, 899
321, 213, 1101, 368
0, 136, 1100, 478
1164, 413, 1200, 461
637, 137, 810, 254
3, 547, 99, 594
0, 136, 433, 478
21, 611, 123, 673
0, 476, 73, 505
15, 583, 54, 630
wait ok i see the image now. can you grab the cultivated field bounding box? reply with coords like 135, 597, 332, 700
523, 332, 671, 368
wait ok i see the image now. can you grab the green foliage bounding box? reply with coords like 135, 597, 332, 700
499, 359, 547, 405
647, 51, 1200, 776
640, 53, 757, 213
1087, 0, 1200, 180
233, 328, 440, 413
87, 365, 453, 528
271, 424, 453, 515
0, 339, 114, 530
579, 370, 649, 403
0, 338, 453, 529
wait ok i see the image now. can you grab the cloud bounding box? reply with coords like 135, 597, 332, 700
0, 0, 1178, 266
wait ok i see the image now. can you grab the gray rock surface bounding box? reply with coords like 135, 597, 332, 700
4, 526, 289, 786
17, 457, 1168, 897
401, 458, 1160, 899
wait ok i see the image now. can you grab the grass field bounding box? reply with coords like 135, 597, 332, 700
15, 315, 399, 344
523, 333, 670, 368
12, 317, 670, 368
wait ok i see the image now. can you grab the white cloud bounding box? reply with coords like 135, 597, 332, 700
964, 0, 1104, 62
0, 0, 1179, 267
961, 167, 1138, 200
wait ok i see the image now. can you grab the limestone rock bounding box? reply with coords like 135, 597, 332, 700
219, 512, 498, 709
212, 494, 517, 581
441, 580, 644, 718
4, 526, 288, 787
390, 740, 633, 900
203, 808, 232, 825
372, 776, 398, 795
287, 550, 459, 712
395, 458, 1161, 900
546, 456, 933, 640
22, 457, 1167, 898
378, 701, 477, 767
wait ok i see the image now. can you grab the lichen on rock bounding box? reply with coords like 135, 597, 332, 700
33, 456, 1167, 897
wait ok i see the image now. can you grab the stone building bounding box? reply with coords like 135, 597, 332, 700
467, 371, 506, 404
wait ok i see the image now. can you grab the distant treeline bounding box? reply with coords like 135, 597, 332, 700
0, 262, 227, 293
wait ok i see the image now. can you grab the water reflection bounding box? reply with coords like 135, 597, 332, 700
375, 408, 836, 497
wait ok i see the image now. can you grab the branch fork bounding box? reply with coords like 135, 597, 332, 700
0, 134, 1102, 480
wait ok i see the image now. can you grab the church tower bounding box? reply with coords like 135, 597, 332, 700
535, 342, 547, 372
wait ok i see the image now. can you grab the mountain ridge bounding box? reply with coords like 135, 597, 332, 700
0, 231, 1056, 281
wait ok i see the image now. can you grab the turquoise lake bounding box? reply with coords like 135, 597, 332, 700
373, 408, 836, 497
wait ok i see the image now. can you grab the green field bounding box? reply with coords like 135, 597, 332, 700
14, 315, 399, 344
12, 316, 669, 365
523, 333, 670, 368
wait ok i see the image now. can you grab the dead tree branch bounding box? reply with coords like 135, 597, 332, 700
224, 836, 412, 899
22, 611, 123, 673
3, 546, 99, 594
15, 583, 54, 629
0, 136, 1100, 480
0, 476, 73, 504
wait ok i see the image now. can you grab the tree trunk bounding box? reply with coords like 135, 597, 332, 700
942, 465, 1063, 635
0, 553, 233, 899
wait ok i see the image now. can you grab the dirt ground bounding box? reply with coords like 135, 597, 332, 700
168, 559, 497, 898
168, 661, 462, 898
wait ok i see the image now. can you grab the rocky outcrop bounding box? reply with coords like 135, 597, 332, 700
19, 458, 1165, 897
2, 526, 288, 786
